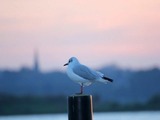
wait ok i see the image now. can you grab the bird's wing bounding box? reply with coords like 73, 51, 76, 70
73, 64, 98, 80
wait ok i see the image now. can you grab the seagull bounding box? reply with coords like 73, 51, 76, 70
64, 57, 113, 94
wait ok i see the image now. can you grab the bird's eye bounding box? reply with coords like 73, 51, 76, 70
69, 58, 72, 63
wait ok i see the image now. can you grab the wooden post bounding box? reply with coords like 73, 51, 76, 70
68, 94, 93, 120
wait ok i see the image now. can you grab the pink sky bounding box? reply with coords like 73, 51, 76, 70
0, 0, 160, 71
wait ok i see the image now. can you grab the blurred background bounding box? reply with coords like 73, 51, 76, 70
0, 0, 160, 117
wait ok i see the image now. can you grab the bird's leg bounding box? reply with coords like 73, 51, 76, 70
80, 83, 84, 94
76, 83, 84, 95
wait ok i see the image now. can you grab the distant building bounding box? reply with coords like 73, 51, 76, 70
33, 51, 40, 72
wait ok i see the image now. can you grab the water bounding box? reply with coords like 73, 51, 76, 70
0, 111, 159, 120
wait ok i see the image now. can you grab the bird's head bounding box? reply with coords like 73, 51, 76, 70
64, 57, 79, 66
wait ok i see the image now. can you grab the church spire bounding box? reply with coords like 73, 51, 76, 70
33, 50, 40, 72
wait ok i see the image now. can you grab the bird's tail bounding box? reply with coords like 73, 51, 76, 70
96, 71, 113, 84
102, 76, 113, 82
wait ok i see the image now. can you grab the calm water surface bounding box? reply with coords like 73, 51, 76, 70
0, 111, 159, 120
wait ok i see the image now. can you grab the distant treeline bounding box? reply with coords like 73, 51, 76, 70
0, 94, 160, 115
94, 94, 160, 112
1, 66, 160, 104
0, 94, 67, 115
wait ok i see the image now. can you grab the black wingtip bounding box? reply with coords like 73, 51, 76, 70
103, 76, 113, 82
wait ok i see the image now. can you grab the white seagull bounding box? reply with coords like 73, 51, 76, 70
64, 57, 113, 94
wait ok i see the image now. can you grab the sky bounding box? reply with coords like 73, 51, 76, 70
0, 0, 160, 71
